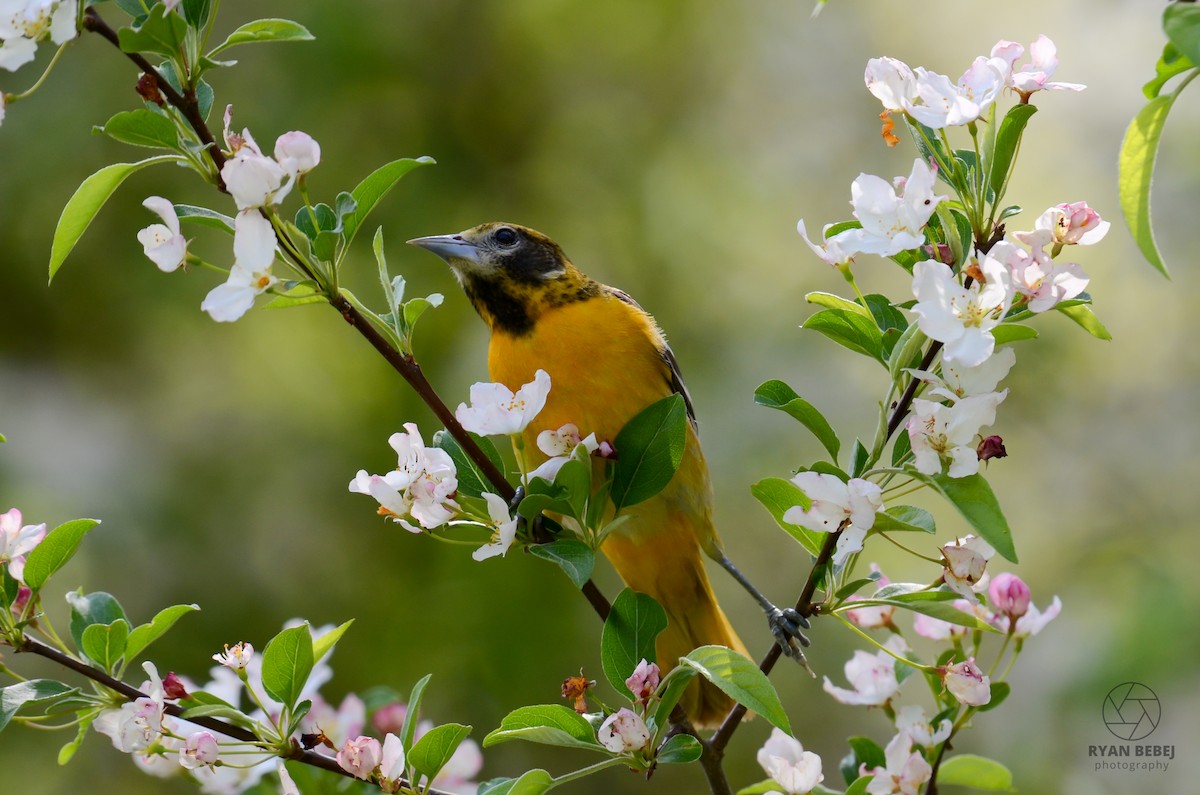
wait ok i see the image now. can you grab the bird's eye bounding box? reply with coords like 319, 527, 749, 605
494, 226, 519, 247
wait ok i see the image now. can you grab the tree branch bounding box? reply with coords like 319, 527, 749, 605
80, 7, 613, 623
14, 636, 456, 794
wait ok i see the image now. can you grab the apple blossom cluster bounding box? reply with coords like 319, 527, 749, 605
336, 724, 482, 794
136, 107, 322, 323
0, 0, 77, 74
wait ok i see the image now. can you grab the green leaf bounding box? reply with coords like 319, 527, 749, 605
1165, 4, 1200, 65
1144, 43, 1195, 99
1, 680, 75, 732
483, 705, 603, 751
409, 723, 473, 783
888, 323, 927, 380
81, 620, 130, 673
753, 380, 840, 459
991, 324, 1038, 344
850, 439, 869, 477
602, 589, 668, 696
845, 776, 875, 795
95, 109, 179, 150
22, 519, 100, 592
117, 4, 189, 57
657, 733, 703, 764
679, 646, 791, 733
802, 308, 884, 364
989, 105, 1037, 198
846, 599, 990, 630
751, 477, 822, 556
529, 540, 595, 589
1056, 303, 1112, 341
432, 430, 505, 498
847, 735, 886, 775
181, 0, 214, 28
478, 769, 556, 795
737, 779, 788, 795
67, 591, 126, 655
912, 472, 1017, 563
125, 603, 200, 663
1119, 92, 1180, 278
262, 281, 326, 310
343, 157, 436, 249
903, 116, 953, 182
210, 19, 314, 55
401, 674, 432, 753
872, 505, 935, 534
863, 294, 907, 334
57, 714, 94, 765
935, 754, 1014, 791
174, 204, 235, 233
49, 156, 180, 281
610, 394, 688, 512
891, 422, 912, 467
978, 680, 1011, 712
805, 291, 871, 319
180, 703, 259, 729
312, 620, 353, 665
260, 624, 314, 710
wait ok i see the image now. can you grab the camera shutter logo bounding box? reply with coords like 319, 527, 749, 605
1103, 682, 1160, 741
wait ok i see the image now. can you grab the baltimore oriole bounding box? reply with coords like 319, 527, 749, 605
410, 222, 807, 727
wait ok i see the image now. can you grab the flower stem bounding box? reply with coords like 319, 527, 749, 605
8, 40, 71, 102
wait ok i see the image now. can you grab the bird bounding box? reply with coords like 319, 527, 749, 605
409, 222, 807, 728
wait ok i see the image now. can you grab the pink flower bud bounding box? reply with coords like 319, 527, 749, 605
624, 659, 660, 705
976, 435, 1007, 462
179, 731, 220, 770
597, 708, 651, 753
942, 658, 991, 706
922, 242, 955, 264
274, 131, 321, 175
337, 735, 383, 780
1052, 201, 1108, 246
596, 440, 617, 459
372, 702, 409, 736
11, 585, 31, 615
988, 572, 1031, 618
162, 672, 189, 700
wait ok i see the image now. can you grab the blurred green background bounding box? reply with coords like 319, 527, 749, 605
1, 1, 1195, 793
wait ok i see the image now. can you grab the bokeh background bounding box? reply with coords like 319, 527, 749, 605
0, 1, 1194, 793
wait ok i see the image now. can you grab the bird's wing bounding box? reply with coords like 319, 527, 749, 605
606, 288, 698, 429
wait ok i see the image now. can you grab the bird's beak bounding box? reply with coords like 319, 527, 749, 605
406, 234, 483, 264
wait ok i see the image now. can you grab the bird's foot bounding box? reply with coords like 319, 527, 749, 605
767, 607, 811, 665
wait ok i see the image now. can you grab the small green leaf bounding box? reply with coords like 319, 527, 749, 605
873, 583, 958, 602
529, 540, 595, 589
343, 157, 435, 249
863, 294, 907, 334
679, 646, 791, 733
805, 291, 871, 319
657, 733, 702, 764
978, 680, 1012, 712
57, 714, 94, 765
483, 705, 604, 751
125, 603, 200, 663
610, 394, 688, 512
81, 620, 130, 673
95, 109, 179, 149
1, 680, 75, 732
888, 323, 927, 380
802, 308, 885, 364
67, 591, 126, 656
753, 380, 840, 459
992, 324, 1038, 344
989, 104, 1038, 198
935, 754, 1014, 791
49, 157, 180, 281
1144, 43, 1195, 99
845, 776, 875, 795
751, 477, 822, 556
1119, 91, 1180, 278
312, 620, 353, 665
847, 735, 886, 776
23, 519, 100, 592
912, 472, 1017, 563
210, 19, 315, 55
401, 674, 432, 753
1056, 303, 1112, 341
262, 281, 326, 310
737, 779, 787, 795
260, 624, 314, 710
179, 703, 259, 730
850, 439, 869, 477
650, 666, 699, 733
117, 5, 189, 57
478, 769, 555, 795
872, 505, 935, 534
181, 0, 214, 28
602, 589, 668, 696
432, 430, 506, 499
174, 204, 235, 233
409, 723, 473, 783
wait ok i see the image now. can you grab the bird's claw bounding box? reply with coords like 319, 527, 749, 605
767, 607, 811, 662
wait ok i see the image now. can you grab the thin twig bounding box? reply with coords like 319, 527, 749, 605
15, 637, 456, 793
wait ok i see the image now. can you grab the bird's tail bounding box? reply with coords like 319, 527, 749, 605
601, 521, 749, 729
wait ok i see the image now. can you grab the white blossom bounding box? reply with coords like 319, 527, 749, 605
137, 197, 187, 272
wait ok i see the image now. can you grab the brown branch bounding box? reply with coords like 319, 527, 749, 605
14, 637, 455, 794
82, 8, 227, 186
80, 6, 614, 623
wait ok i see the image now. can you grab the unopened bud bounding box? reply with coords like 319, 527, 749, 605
988, 572, 1031, 618
923, 242, 954, 264
977, 435, 1007, 462
136, 73, 164, 106
162, 672, 189, 700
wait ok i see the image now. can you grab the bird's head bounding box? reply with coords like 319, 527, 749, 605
408, 222, 599, 336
